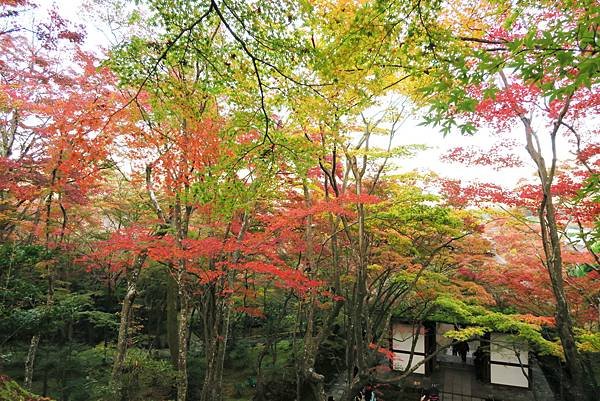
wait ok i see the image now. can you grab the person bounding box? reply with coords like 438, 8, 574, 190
456, 341, 470, 363
420, 384, 440, 401
451, 339, 459, 356
363, 385, 376, 401
474, 346, 483, 380
354, 386, 376, 401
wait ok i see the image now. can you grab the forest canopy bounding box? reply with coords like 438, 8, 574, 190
0, 1, 598, 401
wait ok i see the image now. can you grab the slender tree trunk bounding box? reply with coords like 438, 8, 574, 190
111, 253, 146, 384
199, 283, 224, 401
254, 345, 270, 401
111, 281, 136, 377
213, 297, 230, 401
176, 290, 191, 401
197, 213, 248, 401
201, 332, 221, 401
516, 95, 588, 400
170, 186, 192, 401
24, 169, 59, 389
213, 213, 248, 401
24, 334, 40, 389
199, 290, 217, 401
301, 300, 344, 401
24, 269, 54, 389
542, 197, 588, 399
495, 70, 591, 400
298, 182, 326, 401
345, 149, 370, 395
167, 272, 180, 367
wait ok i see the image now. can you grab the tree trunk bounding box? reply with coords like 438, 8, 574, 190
176, 292, 191, 401
542, 196, 589, 400
344, 149, 370, 395
253, 339, 272, 401
24, 268, 54, 390
213, 299, 230, 401
111, 253, 146, 384
199, 284, 223, 401
494, 70, 592, 400
199, 212, 248, 401
24, 334, 40, 389
167, 272, 180, 367
511, 87, 590, 400
305, 368, 326, 401
111, 281, 136, 378
200, 335, 219, 401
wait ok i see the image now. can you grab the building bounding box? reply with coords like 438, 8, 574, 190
388, 320, 553, 401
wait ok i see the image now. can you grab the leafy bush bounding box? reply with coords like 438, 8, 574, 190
0, 375, 53, 401
121, 348, 176, 401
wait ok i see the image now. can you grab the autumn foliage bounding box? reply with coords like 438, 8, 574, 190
1, 1, 598, 401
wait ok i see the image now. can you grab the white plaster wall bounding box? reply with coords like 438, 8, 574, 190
392, 323, 426, 374
490, 333, 529, 388
393, 352, 425, 373
490, 364, 529, 388
490, 333, 528, 364
393, 324, 425, 352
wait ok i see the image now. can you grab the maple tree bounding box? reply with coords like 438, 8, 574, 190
0, 2, 139, 390
2, 1, 598, 401
413, 0, 600, 399
100, 2, 462, 399
89, 2, 600, 399
469, 216, 600, 325
104, 46, 342, 399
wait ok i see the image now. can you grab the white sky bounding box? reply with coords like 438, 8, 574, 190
40, 0, 583, 190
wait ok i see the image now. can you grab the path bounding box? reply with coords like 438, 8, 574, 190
326, 370, 348, 401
